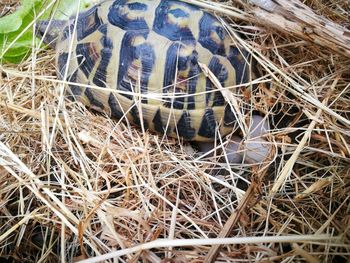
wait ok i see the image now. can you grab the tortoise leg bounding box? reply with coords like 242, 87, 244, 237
240, 114, 272, 164
225, 114, 272, 164
248, 115, 270, 138
196, 136, 243, 164
241, 137, 272, 164
36, 19, 66, 48
197, 115, 273, 164
224, 136, 243, 164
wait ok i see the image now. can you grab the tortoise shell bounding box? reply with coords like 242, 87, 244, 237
53, 0, 252, 141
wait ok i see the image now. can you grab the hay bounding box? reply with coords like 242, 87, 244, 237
0, 0, 19, 17
0, 0, 349, 262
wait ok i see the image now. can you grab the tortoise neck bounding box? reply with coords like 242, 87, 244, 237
36, 20, 66, 48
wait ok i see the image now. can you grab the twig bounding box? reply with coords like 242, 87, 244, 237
248, 0, 350, 58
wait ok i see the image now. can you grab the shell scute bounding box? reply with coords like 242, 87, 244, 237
108, 93, 125, 119
198, 13, 227, 56
57, 52, 69, 77
229, 47, 251, 84
117, 31, 154, 101
108, 0, 150, 31
66, 71, 82, 102
92, 35, 113, 87
223, 104, 237, 127
77, 6, 103, 41
76, 42, 100, 78
198, 108, 217, 138
163, 42, 201, 110
130, 104, 149, 129
153, 1, 197, 42
175, 111, 196, 140
205, 56, 233, 108
152, 108, 165, 133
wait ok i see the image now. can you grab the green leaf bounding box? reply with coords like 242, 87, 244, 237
0, 0, 42, 63
0, 14, 23, 34
0, 28, 39, 63
44, 0, 98, 20
0, 0, 42, 34
0, 0, 96, 64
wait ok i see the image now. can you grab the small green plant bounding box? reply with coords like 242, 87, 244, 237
0, 0, 95, 63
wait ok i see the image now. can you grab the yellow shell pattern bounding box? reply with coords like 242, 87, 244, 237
56, 0, 251, 141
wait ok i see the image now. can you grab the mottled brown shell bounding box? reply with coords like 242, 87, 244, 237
54, 0, 252, 141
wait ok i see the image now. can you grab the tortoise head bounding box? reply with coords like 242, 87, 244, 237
36, 19, 66, 48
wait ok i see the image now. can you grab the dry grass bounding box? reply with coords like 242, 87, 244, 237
0, 0, 349, 262
0, 0, 19, 17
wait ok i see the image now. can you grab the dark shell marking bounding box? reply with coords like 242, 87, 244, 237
153, 1, 196, 42
77, 6, 103, 41
109, 0, 150, 31
198, 108, 217, 138
55, 0, 252, 141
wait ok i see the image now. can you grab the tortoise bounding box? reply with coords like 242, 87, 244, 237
36, 0, 255, 143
